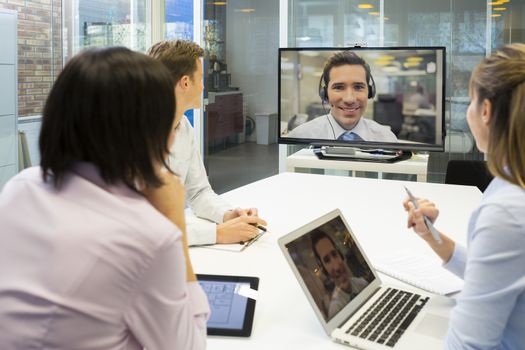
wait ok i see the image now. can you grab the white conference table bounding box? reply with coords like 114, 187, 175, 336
189, 172, 482, 350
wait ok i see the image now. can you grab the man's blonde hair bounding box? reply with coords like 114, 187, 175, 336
469, 43, 525, 189
148, 40, 204, 83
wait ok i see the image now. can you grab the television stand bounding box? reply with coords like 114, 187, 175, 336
286, 148, 428, 182
312, 146, 412, 163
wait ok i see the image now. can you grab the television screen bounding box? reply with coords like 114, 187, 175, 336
278, 47, 446, 152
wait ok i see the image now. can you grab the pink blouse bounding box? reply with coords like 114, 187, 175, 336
0, 164, 209, 349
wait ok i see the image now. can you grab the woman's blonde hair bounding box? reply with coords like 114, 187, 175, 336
469, 43, 525, 189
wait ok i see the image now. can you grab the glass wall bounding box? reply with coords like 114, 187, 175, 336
63, 0, 151, 62
290, 0, 382, 47
288, 0, 525, 182
202, 0, 280, 193
164, 0, 195, 124
165, 0, 194, 40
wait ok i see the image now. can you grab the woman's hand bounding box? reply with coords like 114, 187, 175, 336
402, 196, 455, 263
142, 171, 196, 281
403, 197, 439, 243
142, 171, 186, 231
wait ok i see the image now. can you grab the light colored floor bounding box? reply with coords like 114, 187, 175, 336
206, 142, 279, 194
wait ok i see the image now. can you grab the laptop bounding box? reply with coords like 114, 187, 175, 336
278, 209, 454, 349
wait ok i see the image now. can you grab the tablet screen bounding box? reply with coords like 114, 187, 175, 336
197, 274, 259, 337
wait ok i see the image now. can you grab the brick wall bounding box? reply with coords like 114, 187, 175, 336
0, 0, 62, 117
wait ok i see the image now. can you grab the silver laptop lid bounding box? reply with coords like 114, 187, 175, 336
278, 209, 382, 335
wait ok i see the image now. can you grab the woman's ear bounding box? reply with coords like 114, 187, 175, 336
481, 98, 492, 126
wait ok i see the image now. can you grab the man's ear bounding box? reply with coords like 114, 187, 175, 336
481, 98, 492, 126
178, 75, 190, 91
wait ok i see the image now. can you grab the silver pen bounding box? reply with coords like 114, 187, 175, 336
404, 187, 443, 244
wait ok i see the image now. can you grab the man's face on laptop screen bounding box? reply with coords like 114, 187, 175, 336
314, 236, 350, 288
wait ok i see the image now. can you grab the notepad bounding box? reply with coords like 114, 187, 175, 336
373, 250, 464, 295
197, 230, 267, 252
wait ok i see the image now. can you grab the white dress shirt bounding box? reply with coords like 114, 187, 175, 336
286, 112, 398, 142
327, 277, 369, 318
0, 164, 209, 350
169, 116, 232, 246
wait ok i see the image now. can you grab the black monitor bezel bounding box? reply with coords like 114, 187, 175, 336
277, 46, 446, 152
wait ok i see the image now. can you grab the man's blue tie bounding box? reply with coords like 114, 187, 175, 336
338, 132, 363, 141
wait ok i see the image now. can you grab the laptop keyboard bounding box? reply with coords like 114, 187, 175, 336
346, 287, 429, 347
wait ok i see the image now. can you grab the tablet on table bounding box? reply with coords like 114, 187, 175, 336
197, 274, 259, 337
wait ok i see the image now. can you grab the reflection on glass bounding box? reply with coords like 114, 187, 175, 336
63, 0, 149, 61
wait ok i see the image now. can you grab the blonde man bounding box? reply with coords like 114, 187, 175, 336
149, 40, 267, 246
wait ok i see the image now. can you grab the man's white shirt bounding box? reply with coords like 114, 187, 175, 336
287, 112, 398, 142
168, 116, 232, 246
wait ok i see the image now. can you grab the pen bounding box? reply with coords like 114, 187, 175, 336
404, 186, 443, 245
248, 222, 267, 232
256, 224, 267, 232
239, 230, 266, 251
240, 225, 267, 245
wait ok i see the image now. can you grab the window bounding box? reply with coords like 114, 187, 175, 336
63, 0, 151, 62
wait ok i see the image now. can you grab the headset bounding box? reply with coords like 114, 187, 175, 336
318, 60, 376, 103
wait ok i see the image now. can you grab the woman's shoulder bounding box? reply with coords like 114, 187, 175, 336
482, 177, 525, 209
476, 177, 525, 232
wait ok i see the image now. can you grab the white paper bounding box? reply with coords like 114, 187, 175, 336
235, 283, 258, 300
373, 250, 464, 295
197, 231, 266, 253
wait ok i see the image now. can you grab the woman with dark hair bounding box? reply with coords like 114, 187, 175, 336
403, 44, 525, 349
0, 47, 209, 349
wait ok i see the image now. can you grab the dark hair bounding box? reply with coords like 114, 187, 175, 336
469, 43, 525, 189
148, 40, 204, 83
319, 51, 376, 101
39, 47, 176, 189
311, 229, 343, 269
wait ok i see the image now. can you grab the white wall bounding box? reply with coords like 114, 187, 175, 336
226, 0, 279, 120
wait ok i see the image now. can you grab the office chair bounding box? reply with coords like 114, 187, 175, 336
373, 94, 404, 136
445, 160, 494, 192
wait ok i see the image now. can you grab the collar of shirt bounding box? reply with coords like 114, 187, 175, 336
70, 162, 139, 199
328, 112, 367, 139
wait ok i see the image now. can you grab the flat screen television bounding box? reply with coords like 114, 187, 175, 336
278, 46, 446, 161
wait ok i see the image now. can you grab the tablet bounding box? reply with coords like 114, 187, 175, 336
197, 274, 259, 337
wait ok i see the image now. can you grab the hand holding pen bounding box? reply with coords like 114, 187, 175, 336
403, 187, 443, 245
239, 224, 267, 251
216, 212, 267, 244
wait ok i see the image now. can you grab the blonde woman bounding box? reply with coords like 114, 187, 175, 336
404, 44, 525, 349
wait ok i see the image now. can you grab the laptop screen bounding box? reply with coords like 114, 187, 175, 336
284, 215, 376, 322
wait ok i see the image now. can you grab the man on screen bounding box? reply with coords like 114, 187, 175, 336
287, 51, 398, 142
312, 230, 369, 318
